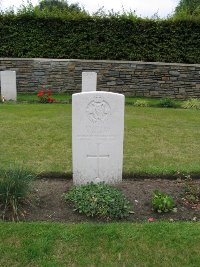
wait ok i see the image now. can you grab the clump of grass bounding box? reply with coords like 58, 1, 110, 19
182, 98, 200, 110
64, 182, 131, 220
133, 99, 149, 107
0, 167, 36, 221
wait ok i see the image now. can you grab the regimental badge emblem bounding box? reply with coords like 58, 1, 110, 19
86, 96, 111, 123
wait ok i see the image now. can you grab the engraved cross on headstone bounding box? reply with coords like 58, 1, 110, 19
87, 143, 109, 180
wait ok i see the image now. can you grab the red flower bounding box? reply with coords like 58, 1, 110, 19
47, 89, 51, 96
37, 90, 45, 97
48, 97, 55, 103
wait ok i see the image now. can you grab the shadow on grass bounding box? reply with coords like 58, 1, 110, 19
36, 171, 200, 180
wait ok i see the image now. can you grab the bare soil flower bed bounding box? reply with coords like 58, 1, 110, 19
21, 178, 200, 223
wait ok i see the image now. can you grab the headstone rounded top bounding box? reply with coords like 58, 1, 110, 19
3, 70, 16, 73
74, 91, 125, 98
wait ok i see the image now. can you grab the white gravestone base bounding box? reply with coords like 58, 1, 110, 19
72, 91, 124, 185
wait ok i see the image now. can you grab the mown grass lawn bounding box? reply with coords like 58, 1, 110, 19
0, 103, 200, 174
0, 101, 200, 266
0, 222, 199, 267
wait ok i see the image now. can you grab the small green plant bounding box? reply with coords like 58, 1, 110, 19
0, 167, 36, 221
183, 175, 200, 204
157, 98, 177, 108
133, 100, 149, 107
64, 182, 131, 219
152, 190, 175, 213
182, 98, 200, 110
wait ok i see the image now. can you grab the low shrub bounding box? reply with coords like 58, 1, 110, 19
133, 100, 149, 107
157, 98, 177, 108
0, 167, 36, 220
152, 190, 175, 213
182, 98, 200, 109
64, 182, 131, 220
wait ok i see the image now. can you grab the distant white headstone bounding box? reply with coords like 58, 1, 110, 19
72, 91, 124, 185
1, 71, 17, 101
82, 72, 97, 92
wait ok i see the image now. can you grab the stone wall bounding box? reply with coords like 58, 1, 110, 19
0, 58, 200, 99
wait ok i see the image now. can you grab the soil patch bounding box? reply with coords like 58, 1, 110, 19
22, 178, 200, 223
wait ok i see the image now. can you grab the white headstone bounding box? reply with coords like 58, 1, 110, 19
82, 72, 97, 92
72, 91, 124, 185
1, 71, 17, 101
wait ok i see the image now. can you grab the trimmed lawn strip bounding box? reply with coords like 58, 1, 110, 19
0, 104, 200, 174
0, 222, 200, 266
0, 104, 71, 173
17, 93, 184, 106
124, 106, 200, 174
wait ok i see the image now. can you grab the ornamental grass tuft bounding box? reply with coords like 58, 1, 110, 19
0, 167, 36, 221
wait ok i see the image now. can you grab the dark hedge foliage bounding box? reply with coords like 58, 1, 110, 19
0, 15, 200, 63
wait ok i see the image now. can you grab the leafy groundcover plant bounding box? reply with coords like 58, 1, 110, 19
182, 98, 200, 109
0, 168, 36, 221
64, 182, 131, 220
152, 190, 175, 213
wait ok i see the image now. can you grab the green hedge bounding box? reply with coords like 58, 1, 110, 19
0, 15, 200, 63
